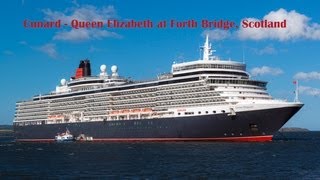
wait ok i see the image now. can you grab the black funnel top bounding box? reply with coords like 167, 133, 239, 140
78, 59, 91, 77
83, 60, 91, 77
79, 60, 85, 69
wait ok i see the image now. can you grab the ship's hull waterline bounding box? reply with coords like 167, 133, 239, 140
14, 105, 302, 142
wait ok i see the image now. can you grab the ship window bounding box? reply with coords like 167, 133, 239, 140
249, 124, 259, 131
198, 111, 201, 114
178, 113, 181, 115
205, 111, 208, 114
221, 110, 225, 113
213, 111, 216, 113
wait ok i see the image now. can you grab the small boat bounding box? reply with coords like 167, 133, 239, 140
55, 128, 74, 142
75, 133, 93, 142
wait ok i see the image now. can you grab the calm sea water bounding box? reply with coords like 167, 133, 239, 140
1, 132, 320, 179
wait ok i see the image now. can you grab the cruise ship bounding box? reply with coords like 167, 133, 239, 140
14, 36, 303, 142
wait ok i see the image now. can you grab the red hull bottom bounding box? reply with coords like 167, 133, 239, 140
16, 135, 273, 143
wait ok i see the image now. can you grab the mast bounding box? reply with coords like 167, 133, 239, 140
294, 80, 299, 102
201, 34, 215, 61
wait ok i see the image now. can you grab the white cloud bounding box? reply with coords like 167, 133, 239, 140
202, 29, 231, 40
252, 44, 277, 55
203, 8, 320, 41
43, 5, 120, 42
299, 86, 320, 96
18, 41, 59, 59
173, 52, 186, 61
71, 0, 80, 7
53, 29, 120, 41
37, 43, 58, 58
2, 50, 14, 56
19, 41, 28, 45
294, 71, 320, 81
43, 5, 116, 23
250, 66, 283, 76
88, 45, 103, 53
237, 8, 320, 41
53, 29, 90, 41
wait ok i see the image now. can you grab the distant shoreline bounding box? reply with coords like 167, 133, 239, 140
279, 127, 310, 132
0, 125, 13, 130
0, 129, 13, 132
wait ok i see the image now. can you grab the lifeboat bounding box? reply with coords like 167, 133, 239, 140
142, 108, 152, 112
119, 109, 130, 114
131, 109, 141, 113
119, 110, 125, 114
48, 115, 64, 120
110, 110, 119, 115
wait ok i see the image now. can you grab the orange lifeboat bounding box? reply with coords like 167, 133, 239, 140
48, 115, 64, 119
142, 108, 152, 112
111, 110, 119, 115
131, 109, 141, 113
119, 109, 130, 114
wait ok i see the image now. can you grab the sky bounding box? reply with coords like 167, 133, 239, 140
1, 0, 320, 130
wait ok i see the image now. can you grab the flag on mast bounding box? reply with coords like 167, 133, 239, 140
293, 80, 299, 102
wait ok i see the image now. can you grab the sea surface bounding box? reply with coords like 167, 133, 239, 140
1, 132, 320, 179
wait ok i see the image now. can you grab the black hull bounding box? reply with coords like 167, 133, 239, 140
14, 106, 302, 142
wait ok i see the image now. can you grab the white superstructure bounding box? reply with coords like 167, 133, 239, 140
14, 35, 299, 127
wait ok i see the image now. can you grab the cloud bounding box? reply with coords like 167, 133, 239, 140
42, 5, 120, 42
88, 45, 103, 53
237, 8, 320, 41
2, 50, 14, 56
173, 52, 186, 61
71, 0, 80, 7
202, 29, 231, 40
250, 66, 283, 76
299, 86, 320, 96
53, 29, 120, 42
43, 5, 116, 23
202, 8, 320, 41
252, 44, 277, 55
36, 43, 58, 58
19, 41, 28, 45
294, 71, 320, 81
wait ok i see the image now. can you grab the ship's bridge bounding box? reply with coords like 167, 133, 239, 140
171, 60, 248, 78
171, 35, 249, 79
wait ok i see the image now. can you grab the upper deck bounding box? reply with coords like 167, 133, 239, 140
21, 35, 264, 103
171, 35, 248, 79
